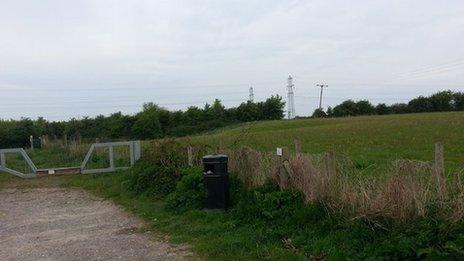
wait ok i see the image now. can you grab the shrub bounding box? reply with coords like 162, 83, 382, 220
312, 108, 327, 118
126, 161, 179, 198
145, 139, 188, 169
165, 167, 206, 212
232, 182, 305, 224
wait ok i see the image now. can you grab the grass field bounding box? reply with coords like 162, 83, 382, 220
2, 112, 464, 259
186, 112, 464, 171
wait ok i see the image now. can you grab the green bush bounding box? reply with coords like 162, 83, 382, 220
126, 161, 179, 198
231, 182, 305, 224
165, 167, 206, 211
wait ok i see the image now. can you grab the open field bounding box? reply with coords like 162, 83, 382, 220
185, 112, 464, 170
2, 112, 464, 259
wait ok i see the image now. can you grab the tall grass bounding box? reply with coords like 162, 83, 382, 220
157, 138, 464, 223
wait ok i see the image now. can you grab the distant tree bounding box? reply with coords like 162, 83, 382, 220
389, 103, 409, 114
0, 120, 14, 148
429, 90, 454, 111
11, 118, 36, 147
157, 108, 173, 134
356, 100, 375, 115
312, 108, 327, 118
261, 95, 285, 120
184, 106, 204, 125
210, 99, 226, 120
332, 100, 358, 117
34, 117, 47, 135
454, 92, 464, 111
4, 90, 463, 147
326, 106, 334, 117
408, 96, 432, 113
131, 103, 163, 139
236, 101, 259, 122
107, 112, 135, 139
375, 103, 390, 115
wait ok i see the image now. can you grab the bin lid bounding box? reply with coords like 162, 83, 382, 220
202, 154, 228, 163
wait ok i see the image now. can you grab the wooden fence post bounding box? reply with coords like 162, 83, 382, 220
187, 146, 194, 167
30, 135, 35, 150
324, 151, 337, 179
275, 147, 291, 189
434, 142, 446, 203
294, 139, 302, 156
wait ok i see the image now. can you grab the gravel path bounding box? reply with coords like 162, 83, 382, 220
0, 188, 191, 261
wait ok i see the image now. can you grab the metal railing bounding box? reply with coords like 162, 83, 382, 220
0, 140, 141, 178
80, 141, 142, 174
0, 148, 38, 178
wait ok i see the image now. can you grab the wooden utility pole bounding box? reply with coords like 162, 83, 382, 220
316, 84, 328, 110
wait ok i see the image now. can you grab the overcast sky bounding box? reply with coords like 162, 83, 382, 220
1, 0, 463, 120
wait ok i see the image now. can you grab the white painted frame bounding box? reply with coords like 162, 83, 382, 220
0, 148, 37, 178
80, 141, 141, 174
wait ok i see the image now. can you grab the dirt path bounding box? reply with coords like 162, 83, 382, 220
0, 188, 191, 261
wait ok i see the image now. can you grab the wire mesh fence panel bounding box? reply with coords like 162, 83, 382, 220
0, 149, 37, 178
27, 144, 89, 169
85, 147, 110, 170
113, 145, 131, 168
4, 152, 34, 174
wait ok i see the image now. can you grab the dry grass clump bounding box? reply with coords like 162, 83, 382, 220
224, 147, 277, 187
146, 139, 464, 223
223, 146, 464, 223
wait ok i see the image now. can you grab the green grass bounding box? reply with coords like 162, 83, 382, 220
0, 172, 14, 187
185, 112, 464, 170
0, 173, 308, 260
2, 112, 464, 259
27, 145, 88, 169
4, 171, 462, 260
70, 175, 306, 260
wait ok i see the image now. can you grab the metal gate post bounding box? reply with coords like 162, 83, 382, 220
0, 152, 5, 168
134, 141, 141, 162
109, 146, 115, 170
129, 142, 135, 166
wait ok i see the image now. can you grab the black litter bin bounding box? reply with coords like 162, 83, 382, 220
203, 154, 230, 210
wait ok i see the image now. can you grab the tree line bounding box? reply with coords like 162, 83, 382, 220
0, 96, 285, 148
312, 90, 464, 118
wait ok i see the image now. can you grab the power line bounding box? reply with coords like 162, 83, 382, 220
393, 59, 464, 78
297, 95, 411, 101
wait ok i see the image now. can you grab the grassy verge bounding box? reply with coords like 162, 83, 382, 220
66, 172, 295, 260
6, 169, 455, 260
2, 112, 464, 259
2, 163, 464, 260
73, 171, 464, 259
2, 172, 307, 260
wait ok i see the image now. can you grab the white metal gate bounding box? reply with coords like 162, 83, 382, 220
0, 140, 141, 178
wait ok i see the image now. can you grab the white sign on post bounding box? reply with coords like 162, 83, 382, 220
276, 148, 283, 156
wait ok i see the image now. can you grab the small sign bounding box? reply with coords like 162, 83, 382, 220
276, 148, 283, 156
48, 169, 56, 175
